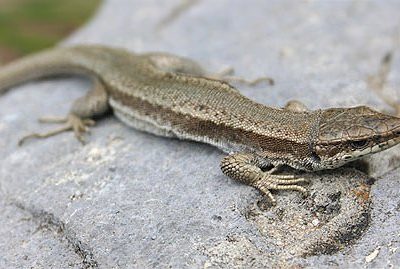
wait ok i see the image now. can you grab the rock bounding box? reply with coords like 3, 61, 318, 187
1, 0, 399, 268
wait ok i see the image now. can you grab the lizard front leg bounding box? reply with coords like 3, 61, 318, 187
220, 152, 309, 205
19, 77, 109, 145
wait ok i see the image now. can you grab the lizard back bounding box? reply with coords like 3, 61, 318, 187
0, 46, 320, 163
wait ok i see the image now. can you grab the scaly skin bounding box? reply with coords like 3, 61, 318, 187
1, 45, 400, 205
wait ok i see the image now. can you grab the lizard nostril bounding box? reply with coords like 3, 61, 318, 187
311, 152, 321, 163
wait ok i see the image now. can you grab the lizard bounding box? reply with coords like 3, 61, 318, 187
1, 45, 400, 205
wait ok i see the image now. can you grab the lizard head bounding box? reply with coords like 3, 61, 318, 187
313, 106, 400, 170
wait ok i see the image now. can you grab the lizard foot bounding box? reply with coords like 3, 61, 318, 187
211, 67, 275, 86
254, 172, 309, 206
18, 114, 95, 146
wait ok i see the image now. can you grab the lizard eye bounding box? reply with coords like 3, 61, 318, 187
350, 140, 368, 149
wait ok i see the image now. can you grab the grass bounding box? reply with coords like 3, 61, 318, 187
0, 0, 101, 62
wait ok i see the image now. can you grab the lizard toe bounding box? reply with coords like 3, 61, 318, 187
18, 113, 94, 145
254, 173, 310, 203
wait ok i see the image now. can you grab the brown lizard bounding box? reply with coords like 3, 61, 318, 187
1, 45, 400, 205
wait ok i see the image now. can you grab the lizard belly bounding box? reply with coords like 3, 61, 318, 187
109, 98, 248, 153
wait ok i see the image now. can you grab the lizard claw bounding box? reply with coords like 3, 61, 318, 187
254, 172, 310, 205
18, 114, 95, 146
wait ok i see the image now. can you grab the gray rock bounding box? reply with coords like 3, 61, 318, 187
1, 0, 399, 268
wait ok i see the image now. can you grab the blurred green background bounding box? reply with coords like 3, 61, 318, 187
0, 0, 101, 63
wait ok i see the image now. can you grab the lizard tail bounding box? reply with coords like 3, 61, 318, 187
0, 46, 93, 96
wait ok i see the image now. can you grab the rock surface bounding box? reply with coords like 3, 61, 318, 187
1, 0, 399, 268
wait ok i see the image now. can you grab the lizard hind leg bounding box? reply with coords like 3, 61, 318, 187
208, 67, 275, 86
18, 114, 95, 146
284, 100, 309, 112
146, 53, 274, 86
18, 78, 109, 145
